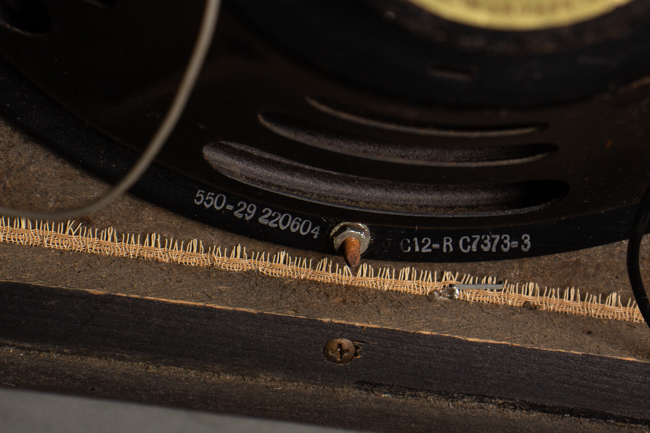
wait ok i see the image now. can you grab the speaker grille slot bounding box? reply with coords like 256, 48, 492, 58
260, 113, 557, 167
204, 142, 568, 217
306, 96, 546, 138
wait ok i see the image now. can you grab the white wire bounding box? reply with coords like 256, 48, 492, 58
0, 0, 221, 220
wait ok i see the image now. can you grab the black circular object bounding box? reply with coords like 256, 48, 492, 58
232, 0, 650, 107
1, 0, 650, 262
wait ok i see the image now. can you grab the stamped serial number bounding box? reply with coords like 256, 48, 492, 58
193, 189, 321, 239
400, 234, 531, 254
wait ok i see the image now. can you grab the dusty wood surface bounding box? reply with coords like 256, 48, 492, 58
2, 345, 646, 433
1, 281, 649, 429
2, 239, 650, 361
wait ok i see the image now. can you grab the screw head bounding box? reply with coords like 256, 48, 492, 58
324, 338, 356, 364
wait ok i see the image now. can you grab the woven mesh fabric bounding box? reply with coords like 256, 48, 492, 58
0, 217, 642, 323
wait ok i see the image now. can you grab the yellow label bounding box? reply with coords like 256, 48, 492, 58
406, 0, 633, 30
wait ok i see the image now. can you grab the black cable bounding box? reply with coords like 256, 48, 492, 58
626, 183, 650, 329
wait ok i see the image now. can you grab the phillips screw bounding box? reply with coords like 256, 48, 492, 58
324, 338, 357, 364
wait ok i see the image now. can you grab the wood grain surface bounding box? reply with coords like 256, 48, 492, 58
1, 281, 648, 423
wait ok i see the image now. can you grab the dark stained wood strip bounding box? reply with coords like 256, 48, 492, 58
4, 346, 646, 433
0, 281, 648, 421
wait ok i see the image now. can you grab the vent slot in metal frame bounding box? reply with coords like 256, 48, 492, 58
260, 113, 557, 168
204, 141, 568, 217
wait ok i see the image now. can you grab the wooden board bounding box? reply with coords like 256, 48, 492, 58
1, 281, 648, 425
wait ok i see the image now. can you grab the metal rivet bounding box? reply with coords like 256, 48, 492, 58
324, 338, 356, 364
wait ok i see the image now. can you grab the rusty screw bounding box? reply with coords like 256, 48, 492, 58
330, 222, 371, 271
324, 338, 356, 364
341, 237, 361, 269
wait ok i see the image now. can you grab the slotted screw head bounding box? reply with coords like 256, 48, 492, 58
324, 338, 356, 364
